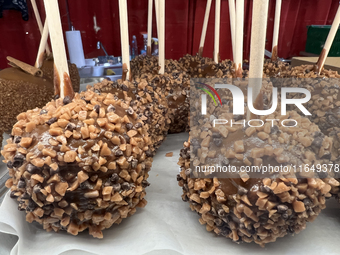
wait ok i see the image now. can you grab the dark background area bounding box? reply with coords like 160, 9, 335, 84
0, 0, 338, 69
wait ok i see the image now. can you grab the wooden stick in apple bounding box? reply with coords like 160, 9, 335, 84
247, 0, 269, 120
147, 0, 153, 55
118, 0, 131, 81
198, 0, 212, 57
31, 0, 51, 54
271, 0, 282, 61
35, 20, 49, 68
44, 0, 73, 99
214, 0, 221, 63
315, 3, 340, 74
228, 0, 236, 61
235, 0, 244, 78
155, 0, 160, 38
159, 0, 165, 74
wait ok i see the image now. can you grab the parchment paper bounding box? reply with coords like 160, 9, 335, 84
1, 133, 340, 255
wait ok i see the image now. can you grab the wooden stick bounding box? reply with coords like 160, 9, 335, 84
7, 56, 43, 77
235, 0, 244, 77
155, 0, 160, 38
247, 0, 269, 120
147, 0, 153, 55
35, 20, 49, 68
44, 0, 73, 99
315, 4, 340, 74
159, 0, 165, 74
271, 0, 282, 61
214, 0, 221, 63
118, 0, 131, 81
199, 0, 212, 57
228, 0, 236, 61
30, 0, 51, 54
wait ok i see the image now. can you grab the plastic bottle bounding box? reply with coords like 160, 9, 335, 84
142, 33, 148, 51
152, 38, 159, 56
140, 33, 148, 56
131, 35, 138, 59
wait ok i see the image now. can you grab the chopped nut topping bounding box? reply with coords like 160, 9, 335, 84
84, 190, 99, 198
55, 182, 69, 196
64, 151, 77, 162
234, 140, 244, 153
100, 143, 111, 156
127, 130, 138, 137
20, 137, 33, 148
77, 171, 89, 184
49, 128, 63, 136
292, 201, 306, 213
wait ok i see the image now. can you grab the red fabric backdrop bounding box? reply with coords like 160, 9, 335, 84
0, 0, 338, 69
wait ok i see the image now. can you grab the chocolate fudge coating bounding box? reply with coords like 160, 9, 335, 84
2, 89, 152, 238
89, 78, 170, 154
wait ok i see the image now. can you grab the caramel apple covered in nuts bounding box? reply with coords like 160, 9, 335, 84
177, 108, 339, 246
179, 54, 234, 79
266, 64, 340, 199
266, 64, 340, 142
145, 58, 190, 134
2, 89, 152, 238
130, 55, 160, 78
0, 58, 80, 148
129, 54, 236, 134
40, 57, 80, 93
131, 55, 191, 133
89, 78, 170, 154
263, 59, 290, 78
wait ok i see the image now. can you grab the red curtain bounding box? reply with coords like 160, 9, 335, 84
0, 0, 338, 69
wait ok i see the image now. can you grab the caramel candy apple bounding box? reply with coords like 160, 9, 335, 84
179, 54, 234, 78
2, 89, 152, 238
0, 58, 80, 149
40, 57, 80, 93
177, 106, 338, 246
266, 65, 340, 199
89, 78, 170, 154
131, 55, 191, 133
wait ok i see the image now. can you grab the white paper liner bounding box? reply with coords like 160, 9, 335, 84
1, 133, 340, 255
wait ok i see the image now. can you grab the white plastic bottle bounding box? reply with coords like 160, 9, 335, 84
131, 35, 138, 59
